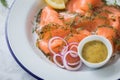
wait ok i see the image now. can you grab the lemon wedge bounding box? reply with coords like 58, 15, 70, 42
64, 0, 68, 3
45, 0, 67, 9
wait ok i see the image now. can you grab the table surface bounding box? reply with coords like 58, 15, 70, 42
0, 1, 37, 80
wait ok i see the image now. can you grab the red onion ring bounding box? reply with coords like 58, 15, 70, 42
48, 36, 68, 55
69, 45, 78, 51
48, 37, 82, 70
68, 42, 79, 57
53, 54, 64, 68
60, 45, 68, 55
67, 61, 80, 66
63, 50, 82, 70
68, 50, 78, 58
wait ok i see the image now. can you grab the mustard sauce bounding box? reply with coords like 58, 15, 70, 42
82, 40, 108, 63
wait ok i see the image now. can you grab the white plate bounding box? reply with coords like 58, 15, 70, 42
6, 0, 120, 80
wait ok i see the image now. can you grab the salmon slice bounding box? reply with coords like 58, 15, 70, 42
66, 30, 90, 43
38, 38, 68, 57
60, 10, 109, 32
38, 24, 71, 40
67, 0, 103, 13
75, 19, 96, 32
59, 12, 97, 31
37, 39, 66, 55
96, 27, 117, 52
102, 6, 120, 36
96, 27, 116, 41
37, 40, 49, 54
76, 8, 111, 31
59, 12, 78, 26
102, 6, 120, 52
37, 25, 71, 55
66, 0, 85, 14
39, 6, 64, 27
92, 10, 110, 27
109, 14, 120, 35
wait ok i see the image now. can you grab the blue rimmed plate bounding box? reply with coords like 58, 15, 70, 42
5, 0, 120, 80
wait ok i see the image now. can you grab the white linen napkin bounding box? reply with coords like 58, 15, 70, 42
0, 1, 36, 80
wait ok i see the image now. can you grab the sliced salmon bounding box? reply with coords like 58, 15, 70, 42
96, 27, 117, 52
39, 6, 64, 27
96, 27, 116, 41
67, 0, 85, 14
102, 6, 120, 36
37, 25, 71, 54
37, 39, 65, 55
37, 40, 49, 54
67, 0, 103, 13
66, 30, 91, 43
39, 24, 71, 40
75, 19, 96, 31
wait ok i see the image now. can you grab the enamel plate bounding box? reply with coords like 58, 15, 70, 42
6, 0, 120, 80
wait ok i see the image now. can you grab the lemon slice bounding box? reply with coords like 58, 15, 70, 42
45, 0, 66, 9
64, 0, 68, 3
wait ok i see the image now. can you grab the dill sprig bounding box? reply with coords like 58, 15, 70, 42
102, 0, 107, 4
88, 3, 93, 10
114, 0, 117, 6
0, 0, 8, 8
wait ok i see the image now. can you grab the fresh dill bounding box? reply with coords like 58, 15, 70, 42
36, 9, 43, 23
114, 0, 117, 6
88, 3, 93, 10
98, 15, 107, 19
113, 38, 120, 45
0, 0, 8, 8
32, 26, 38, 33
102, 0, 107, 4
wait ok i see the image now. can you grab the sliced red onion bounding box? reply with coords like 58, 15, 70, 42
63, 51, 82, 70
48, 37, 82, 70
68, 42, 79, 58
68, 50, 78, 58
69, 45, 78, 51
67, 61, 80, 66
48, 36, 68, 55
53, 54, 64, 68
64, 59, 82, 71
60, 45, 68, 55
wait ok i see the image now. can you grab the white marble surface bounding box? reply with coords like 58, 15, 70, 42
0, 1, 37, 80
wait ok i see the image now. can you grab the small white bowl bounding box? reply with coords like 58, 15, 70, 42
78, 35, 113, 68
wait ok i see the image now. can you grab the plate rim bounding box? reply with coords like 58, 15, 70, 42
5, 0, 43, 80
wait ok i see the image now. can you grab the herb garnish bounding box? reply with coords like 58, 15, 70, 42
35, 9, 43, 23
98, 15, 107, 19
113, 38, 120, 45
0, 0, 8, 8
102, 0, 107, 5
114, 0, 117, 6
88, 3, 93, 10
32, 26, 38, 33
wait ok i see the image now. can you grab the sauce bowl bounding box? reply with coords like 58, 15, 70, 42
78, 35, 113, 68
